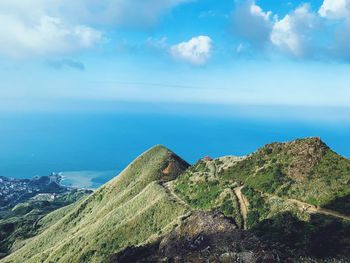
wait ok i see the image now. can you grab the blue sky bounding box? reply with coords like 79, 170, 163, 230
0, 0, 349, 113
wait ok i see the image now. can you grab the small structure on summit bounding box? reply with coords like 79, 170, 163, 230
202, 156, 213, 162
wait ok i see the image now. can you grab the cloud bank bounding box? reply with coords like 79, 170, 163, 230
271, 4, 320, 58
0, 0, 189, 58
0, 15, 102, 58
231, 1, 273, 47
319, 0, 350, 19
232, 0, 350, 60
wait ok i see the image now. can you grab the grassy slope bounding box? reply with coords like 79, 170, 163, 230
2, 146, 189, 263
0, 190, 89, 258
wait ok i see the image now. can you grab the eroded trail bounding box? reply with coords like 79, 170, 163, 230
262, 192, 350, 221
287, 198, 350, 221
208, 161, 217, 177
233, 186, 249, 229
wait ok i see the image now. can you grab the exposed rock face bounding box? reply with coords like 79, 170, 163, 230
110, 212, 282, 263
161, 153, 189, 181
258, 137, 329, 181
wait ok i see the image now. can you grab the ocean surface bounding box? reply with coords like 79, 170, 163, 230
0, 109, 349, 188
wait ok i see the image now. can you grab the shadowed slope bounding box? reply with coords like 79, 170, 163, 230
111, 211, 280, 263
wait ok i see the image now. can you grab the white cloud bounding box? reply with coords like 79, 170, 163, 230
232, 1, 320, 58
0, 0, 189, 58
231, 1, 273, 46
0, 15, 102, 58
318, 0, 350, 59
319, 0, 350, 19
170, 36, 212, 65
270, 4, 319, 58
249, 3, 272, 21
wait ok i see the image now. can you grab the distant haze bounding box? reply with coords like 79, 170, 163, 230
0, 104, 349, 184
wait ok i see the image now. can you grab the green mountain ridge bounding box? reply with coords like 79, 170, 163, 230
1, 145, 190, 263
1, 138, 350, 262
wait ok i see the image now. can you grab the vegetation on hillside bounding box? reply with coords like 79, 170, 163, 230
174, 160, 244, 228
219, 138, 350, 212
0, 190, 90, 259
1, 138, 349, 262
1, 146, 189, 263
173, 138, 350, 260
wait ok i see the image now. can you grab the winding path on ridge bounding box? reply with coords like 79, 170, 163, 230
286, 198, 350, 221
260, 192, 350, 221
233, 186, 249, 229
208, 161, 217, 177
232, 184, 350, 230
161, 182, 191, 208
162, 157, 350, 229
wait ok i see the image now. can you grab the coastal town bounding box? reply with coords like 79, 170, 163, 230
0, 173, 65, 210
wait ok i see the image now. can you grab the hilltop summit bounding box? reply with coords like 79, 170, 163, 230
257, 137, 329, 159
255, 137, 330, 181
106, 144, 189, 189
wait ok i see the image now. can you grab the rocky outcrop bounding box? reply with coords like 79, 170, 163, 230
258, 137, 329, 181
110, 211, 282, 263
161, 153, 189, 181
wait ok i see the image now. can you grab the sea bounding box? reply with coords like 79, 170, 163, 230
0, 105, 349, 188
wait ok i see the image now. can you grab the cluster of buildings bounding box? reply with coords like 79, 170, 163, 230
0, 174, 63, 210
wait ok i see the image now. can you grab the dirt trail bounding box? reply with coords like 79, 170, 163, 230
161, 182, 191, 208
233, 186, 249, 229
287, 198, 350, 221
262, 192, 350, 221
208, 161, 217, 177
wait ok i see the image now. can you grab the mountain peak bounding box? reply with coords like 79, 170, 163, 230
290, 136, 327, 148
105, 144, 189, 191
262, 137, 327, 151
253, 137, 330, 181
147, 144, 169, 152
259, 137, 329, 157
